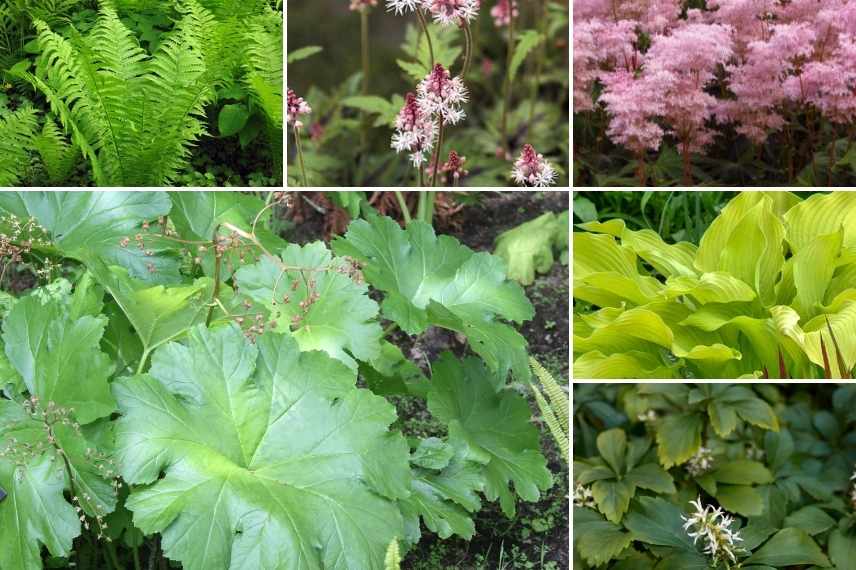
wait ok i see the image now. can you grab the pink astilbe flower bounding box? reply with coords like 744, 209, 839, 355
599, 70, 666, 154
717, 23, 816, 142
490, 0, 518, 27
511, 144, 556, 187
287, 88, 312, 129
416, 63, 468, 124
784, 36, 856, 124
573, 19, 638, 112
574, 0, 682, 33
391, 92, 437, 166
350, 0, 378, 10
425, 0, 480, 26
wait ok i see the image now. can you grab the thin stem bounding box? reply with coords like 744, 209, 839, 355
206, 225, 223, 327
417, 191, 436, 223
462, 21, 473, 79
136, 348, 151, 375
293, 126, 308, 186
133, 544, 142, 570
431, 118, 446, 187
360, 7, 370, 154
106, 541, 121, 570
415, 9, 435, 68
418, 164, 425, 187
500, 9, 516, 152
528, 0, 547, 125
394, 191, 413, 224
382, 322, 399, 337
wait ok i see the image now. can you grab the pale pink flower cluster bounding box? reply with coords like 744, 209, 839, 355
490, 0, 518, 27
511, 144, 556, 187
386, 0, 479, 24
391, 64, 468, 169
391, 92, 437, 166
287, 88, 311, 129
349, 0, 378, 10
416, 63, 468, 125
575, 0, 856, 153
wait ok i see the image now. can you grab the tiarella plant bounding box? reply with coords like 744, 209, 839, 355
574, 191, 856, 379
0, 191, 556, 570
574, 383, 856, 570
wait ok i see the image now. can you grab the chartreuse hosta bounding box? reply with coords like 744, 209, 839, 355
0, 191, 554, 570
574, 191, 856, 379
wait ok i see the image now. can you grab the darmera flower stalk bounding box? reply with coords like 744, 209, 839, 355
287, 88, 311, 186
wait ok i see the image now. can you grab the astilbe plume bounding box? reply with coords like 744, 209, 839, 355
576, 0, 856, 159
391, 92, 437, 166
511, 144, 556, 187
287, 88, 312, 129
490, 0, 518, 27
416, 63, 468, 125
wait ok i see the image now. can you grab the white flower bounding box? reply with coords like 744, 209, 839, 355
391, 92, 437, 167
416, 63, 468, 125
681, 497, 744, 565
423, 0, 480, 25
573, 483, 596, 509
386, 0, 421, 14
685, 446, 714, 477
511, 144, 556, 187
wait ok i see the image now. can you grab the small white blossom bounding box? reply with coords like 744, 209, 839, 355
681, 497, 744, 565
391, 92, 437, 167
573, 483, 596, 509
511, 144, 556, 187
637, 409, 658, 423
424, 0, 480, 25
685, 446, 715, 477
386, 0, 421, 14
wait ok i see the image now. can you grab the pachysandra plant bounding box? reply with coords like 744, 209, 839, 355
574, 191, 856, 379
0, 191, 555, 570
573, 382, 856, 569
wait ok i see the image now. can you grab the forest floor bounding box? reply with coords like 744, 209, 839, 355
286, 191, 570, 570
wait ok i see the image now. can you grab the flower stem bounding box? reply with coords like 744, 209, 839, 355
418, 164, 425, 187
360, 7, 370, 156
394, 191, 413, 224
205, 225, 222, 327
415, 9, 434, 68
462, 21, 473, 79
417, 191, 436, 223
293, 126, 308, 186
528, 0, 547, 125
431, 118, 445, 187
500, 9, 516, 152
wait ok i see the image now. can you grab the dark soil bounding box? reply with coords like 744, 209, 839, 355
282, 191, 570, 570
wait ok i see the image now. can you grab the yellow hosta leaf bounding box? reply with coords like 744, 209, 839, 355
784, 192, 856, 253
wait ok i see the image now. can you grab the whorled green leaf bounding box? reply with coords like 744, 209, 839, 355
745, 528, 831, 567
333, 216, 534, 383
115, 325, 411, 570
234, 242, 382, 369
0, 191, 179, 283
573, 507, 633, 567
426, 353, 552, 518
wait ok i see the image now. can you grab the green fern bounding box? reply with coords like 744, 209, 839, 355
243, 9, 282, 182
0, 105, 38, 186
32, 115, 77, 183
529, 357, 569, 463
384, 538, 401, 570
14, 0, 217, 186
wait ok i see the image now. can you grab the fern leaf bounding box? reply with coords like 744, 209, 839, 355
530, 357, 569, 434
244, 14, 282, 128
384, 538, 401, 570
0, 105, 38, 185
531, 382, 568, 462
32, 115, 77, 184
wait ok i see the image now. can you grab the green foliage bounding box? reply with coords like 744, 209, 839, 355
0, 191, 553, 570
529, 357, 569, 463
494, 209, 569, 285
0, 105, 38, 185
574, 191, 856, 379
573, 383, 856, 569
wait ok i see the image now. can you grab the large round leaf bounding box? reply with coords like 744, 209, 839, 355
115, 325, 411, 570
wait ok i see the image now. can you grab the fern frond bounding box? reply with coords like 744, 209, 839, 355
32, 115, 77, 184
243, 13, 282, 128
384, 538, 401, 570
530, 356, 568, 433
0, 105, 38, 185
528, 357, 569, 464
